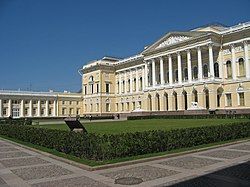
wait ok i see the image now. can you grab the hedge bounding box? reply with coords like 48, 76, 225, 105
0, 122, 249, 161
127, 114, 250, 120
0, 118, 32, 126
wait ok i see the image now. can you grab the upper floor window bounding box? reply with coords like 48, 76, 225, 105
96, 83, 99, 93
89, 76, 94, 82
203, 64, 208, 78
226, 60, 232, 78
184, 68, 188, 80
106, 83, 110, 93
238, 58, 245, 77
214, 62, 219, 78
193, 66, 198, 79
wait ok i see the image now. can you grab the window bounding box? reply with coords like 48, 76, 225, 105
139, 77, 143, 91
175, 69, 178, 82
226, 60, 232, 78
69, 101, 72, 105
127, 79, 130, 92
96, 83, 99, 93
90, 104, 93, 112
3, 108, 7, 115
62, 108, 66, 115
3, 100, 8, 104
106, 83, 110, 93
76, 101, 79, 105
133, 78, 136, 91
184, 68, 188, 80
41, 101, 45, 104
226, 93, 232, 107
89, 84, 94, 94
70, 108, 74, 115
115, 103, 118, 111
49, 100, 53, 105
84, 85, 87, 95
106, 103, 110, 112
238, 58, 245, 77
33, 108, 36, 115
62, 101, 65, 105
121, 103, 124, 111
89, 76, 94, 82
214, 62, 219, 78
25, 108, 28, 115
96, 103, 99, 112
132, 102, 136, 110
239, 92, 245, 106
193, 66, 198, 79
49, 109, 52, 115
203, 64, 208, 78
41, 108, 45, 115
126, 102, 129, 111
84, 104, 87, 112
76, 108, 80, 115
25, 100, 29, 104
33, 100, 37, 105
138, 101, 142, 109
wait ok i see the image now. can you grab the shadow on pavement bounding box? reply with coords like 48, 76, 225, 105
170, 161, 250, 187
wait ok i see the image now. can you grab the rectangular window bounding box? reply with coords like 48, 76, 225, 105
96, 83, 99, 93
76, 108, 80, 115
3, 108, 7, 115
138, 101, 142, 109
126, 102, 129, 111
121, 103, 124, 111
62, 101, 65, 105
41, 108, 45, 115
106, 103, 110, 112
90, 104, 93, 112
84, 85, 87, 95
3, 100, 8, 104
70, 108, 74, 115
226, 94, 232, 107
239, 92, 245, 106
96, 103, 99, 112
106, 83, 110, 93
132, 102, 136, 110
115, 103, 118, 111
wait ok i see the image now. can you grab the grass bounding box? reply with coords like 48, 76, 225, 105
35, 118, 250, 134
1, 134, 249, 167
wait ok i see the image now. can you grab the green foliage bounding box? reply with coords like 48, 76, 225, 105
0, 122, 249, 161
127, 114, 250, 120
0, 118, 32, 125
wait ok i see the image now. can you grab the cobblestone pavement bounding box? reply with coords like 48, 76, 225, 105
0, 138, 249, 187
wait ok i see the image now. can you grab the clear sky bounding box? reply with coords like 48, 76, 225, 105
0, 0, 249, 92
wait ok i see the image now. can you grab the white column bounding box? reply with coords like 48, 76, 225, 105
144, 62, 148, 88
136, 68, 139, 92
159, 57, 165, 85
124, 71, 127, 93
177, 52, 182, 84
187, 49, 192, 82
29, 100, 32, 117
119, 73, 122, 94
168, 55, 173, 85
152, 59, 156, 87
53, 100, 56, 116
197, 46, 203, 80
20, 100, 24, 117
8, 99, 12, 116
208, 44, 215, 79
130, 69, 133, 93
37, 100, 41, 117
45, 100, 49, 117
244, 41, 250, 79
0, 99, 2, 117
142, 66, 145, 90
231, 44, 237, 80
219, 49, 224, 79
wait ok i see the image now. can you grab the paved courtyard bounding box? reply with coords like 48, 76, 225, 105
0, 138, 249, 187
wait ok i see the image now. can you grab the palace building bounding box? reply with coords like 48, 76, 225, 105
0, 21, 250, 118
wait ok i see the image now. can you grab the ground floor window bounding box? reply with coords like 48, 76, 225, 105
121, 103, 124, 111
238, 92, 245, 106
115, 103, 118, 111
126, 102, 129, 111
12, 108, 20, 117
106, 103, 110, 112
3, 108, 7, 116
226, 93, 232, 107
132, 102, 135, 110
62, 108, 66, 115
96, 103, 99, 112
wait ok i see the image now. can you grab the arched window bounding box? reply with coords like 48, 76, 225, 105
193, 66, 198, 79
148, 94, 152, 111
173, 91, 178, 111
164, 92, 168, 111
226, 60, 232, 78
89, 76, 94, 82
217, 87, 223, 107
122, 80, 125, 93
214, 62, 219, 78
155, 93, 160, 111
184, 68, 188, 80
133, 78, 136, 91
117, 82, 119, 93
139, 77, 143, 91
238, 58, 245, 77
175, 69, 178, 82
193, 89, 198, 102
127, 79, 130, 92
203, 64, 208, 78
182, 90, 187, 110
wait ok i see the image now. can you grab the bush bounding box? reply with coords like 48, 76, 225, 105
0, 118, 32, 125
127, 114, 250, 120
0, 122, 249, 161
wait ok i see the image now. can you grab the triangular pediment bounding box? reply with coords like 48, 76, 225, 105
143, 31, 206, 54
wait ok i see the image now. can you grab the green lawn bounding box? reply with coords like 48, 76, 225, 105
35, 118, 250, 134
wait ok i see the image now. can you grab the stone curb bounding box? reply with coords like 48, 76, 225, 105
0, 137, 249, 171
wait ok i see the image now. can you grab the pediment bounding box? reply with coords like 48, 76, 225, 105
155, 35, 191, 49
143, 31, 205, 54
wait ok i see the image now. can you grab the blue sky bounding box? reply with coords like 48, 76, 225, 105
0, 0, 249, 92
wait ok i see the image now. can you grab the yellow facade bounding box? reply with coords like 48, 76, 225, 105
80, 22, 250, 115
